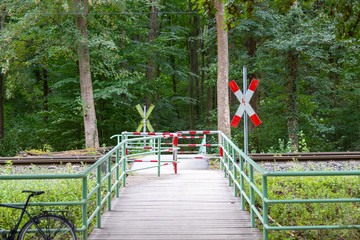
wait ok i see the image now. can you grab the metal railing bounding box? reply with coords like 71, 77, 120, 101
218, 132, 360, 240
0, 133, 178, 240
2, 130, 359, 240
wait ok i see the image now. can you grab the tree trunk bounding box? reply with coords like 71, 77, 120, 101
206, 86, 213, 125
0, 7, 6, 140
215, 0, 231, 137
42, 68, 49, 124
73, 0, 99, 148
145, 0, 157, 108
286, 52, 299, 152
245, 35, 258, 133
188, 1, 200, 129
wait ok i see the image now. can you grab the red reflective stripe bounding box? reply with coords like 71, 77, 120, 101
134, 160, 142, 162
229, 80, 240, 93
248, 78, 259, 92
148, 133, 155, 135
126, 149, 128, 155
203, 131, 210, 134
173, 137, 178, 146
144, 147, 152, 149
231, 115, 241, 128
189, 131, 196, 134
195, 157, 203, 159
133, 132, 140, 135
188, 144, 196, 147
250, 114, 262, 127
164, 163, 169, 165
220, 147, 223, 157
150, 160, 158, 162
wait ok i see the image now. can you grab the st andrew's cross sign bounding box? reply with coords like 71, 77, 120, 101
229, 79, 262, 127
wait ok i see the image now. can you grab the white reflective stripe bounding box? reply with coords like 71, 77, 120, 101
235, 104, 245, 118
244, 103, 256, 116
234, 89, 244, 102
245, 89, 255, 102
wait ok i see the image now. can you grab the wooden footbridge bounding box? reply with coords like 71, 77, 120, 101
89, 155, 261, 240
2, 130, 359, 240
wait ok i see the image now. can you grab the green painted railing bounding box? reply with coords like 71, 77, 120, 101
218, 132, 360, 240
0, 134, 178, 240
2, 130, 359, 240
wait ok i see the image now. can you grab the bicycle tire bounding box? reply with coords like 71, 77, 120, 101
18, 214, 77, 240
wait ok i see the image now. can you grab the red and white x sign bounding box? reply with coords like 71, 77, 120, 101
229, 79, 262, 127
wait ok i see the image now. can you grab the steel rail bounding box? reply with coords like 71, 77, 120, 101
1, 152, 360, 165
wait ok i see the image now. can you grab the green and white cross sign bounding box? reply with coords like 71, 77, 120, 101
136, 104, 155, 133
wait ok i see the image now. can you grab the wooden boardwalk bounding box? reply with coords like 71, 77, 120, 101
89, 165, 261, 240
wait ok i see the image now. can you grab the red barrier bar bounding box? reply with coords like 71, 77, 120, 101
173, 162, 177, 174
173, 137, 178, 146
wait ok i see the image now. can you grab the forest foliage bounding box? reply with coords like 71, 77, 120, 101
0, 0, 359, 156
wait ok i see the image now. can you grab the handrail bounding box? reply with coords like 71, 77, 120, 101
218, 131, 360, 240
0, 133, 178, 240
2, 130, 359, 240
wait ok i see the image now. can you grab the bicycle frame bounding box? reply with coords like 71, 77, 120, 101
0, 194, 47, 240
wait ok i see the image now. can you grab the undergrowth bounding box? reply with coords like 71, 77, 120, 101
0, 162, 117, 240
240, 163, 360, 239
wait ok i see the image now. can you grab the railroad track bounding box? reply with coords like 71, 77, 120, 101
0, 156, 103, 165
249, 152, 360, 161
0, 152, 359, 165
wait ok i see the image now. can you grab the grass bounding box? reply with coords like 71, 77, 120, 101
0, 162, 117, 240
238, 162, 360, 239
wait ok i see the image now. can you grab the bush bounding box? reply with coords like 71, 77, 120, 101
242, 165, 360, 239
0, 163, 117, 239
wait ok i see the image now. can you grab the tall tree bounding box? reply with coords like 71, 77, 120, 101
214, 0, 230, 137
0, 7, 5, 140
73, 0, 99, 148
189, 0, 200, 129
145, 0, 158, 108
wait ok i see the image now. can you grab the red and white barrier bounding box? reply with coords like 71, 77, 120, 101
178, 151, 202, 154
177, 156, 207, 159
123, 132, 181, 137
177, 144, 218, 147
178, 131, 218, 135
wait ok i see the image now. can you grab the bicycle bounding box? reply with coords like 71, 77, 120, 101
0, 190, 77, 240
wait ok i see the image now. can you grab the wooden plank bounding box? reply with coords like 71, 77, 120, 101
89, 168, 262, 240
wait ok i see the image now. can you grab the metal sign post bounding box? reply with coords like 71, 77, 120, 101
243, 67, 248, 155
136, 104, 155, 133
228, 66, 262, 155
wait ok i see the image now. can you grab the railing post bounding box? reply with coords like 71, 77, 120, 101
96, 165, 101, 228
249, 164, 255, 228
173, 136, 178, 174
227, 142, 231, 185
262, 175, 269, 240
157, 137, 161, 177
107, 156, 112, 211
219, 133, 224, 171
122, 142, 127, 187
240, 155, 245, 210
116, 148, 120, 198
82, 177, 88, 240
223, 145, 227, 177
233, 148, 238, 197
203, 134, 207, 154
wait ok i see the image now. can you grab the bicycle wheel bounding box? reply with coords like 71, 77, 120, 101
18, 214, 77, 240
